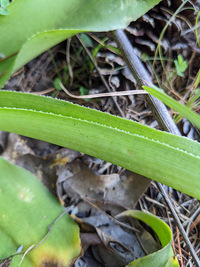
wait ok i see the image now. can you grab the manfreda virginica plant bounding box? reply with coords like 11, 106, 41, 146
0, 0, 200, 266
0, 0, 199, 199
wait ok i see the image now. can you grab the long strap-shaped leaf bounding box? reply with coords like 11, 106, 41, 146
0, 0, 162, 87
0, 91, 199, 199
116, 210, 174, 266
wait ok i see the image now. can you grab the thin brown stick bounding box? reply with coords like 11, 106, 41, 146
157, 183, 200, 266
0, 51, 18, 63
66, 38, 73, 87
59, 81, 148, 99
176, 225, 184, 267
166, 206, 176, 255
32, 88, 55, 95
113, 29, 181, 136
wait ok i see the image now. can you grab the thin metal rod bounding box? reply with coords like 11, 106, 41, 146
76, 34, 125, 117
113, 29, 200, 266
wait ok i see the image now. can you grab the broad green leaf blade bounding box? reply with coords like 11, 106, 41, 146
165, 256, 180, 267
116, 210, 175, 267
143, 86, 200, 129
0, 0, 162, 87
0, 157, 81, 266
0, 30, 82, 87
0, 91, 199, 199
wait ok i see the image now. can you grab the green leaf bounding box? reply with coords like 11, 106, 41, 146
174, 55, 188, 77
0, 157, 81, 266
0, 0, 9, 8
0, 7, 9, 15
0, 91, 200, 200
116, 210, 174, 267
174, 60, 183, 77
53, 77, 62, 91
0, 0, 162, 88
79, 33, 93, 47
79, 86, 91, 101
165, 256, 180, 267
143, 85, 200, 129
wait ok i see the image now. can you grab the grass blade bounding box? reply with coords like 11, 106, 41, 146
143, 85, 200, 129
